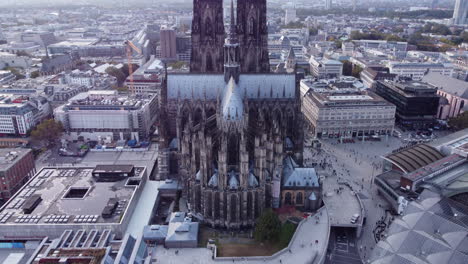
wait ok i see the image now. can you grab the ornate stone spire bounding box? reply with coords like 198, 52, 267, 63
224, 0, 241, 83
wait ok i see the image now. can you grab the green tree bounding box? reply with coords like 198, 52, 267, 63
15, 50, 30, 57
421, 23, 452, 35
281, 21, 303, 29
278, 222, 297, 248
448, 111, 468, 130
352, 65, 363, 78
31, 119, 64, 147
254, 209, 281, 242
334, 39, 343, 49
309, 27, 319, 36
3, 67, 25, 80
168, 61, 187, 70
30, 71, 40, 78
106, 66, 126, 85
385, 35, 406, 42
460, 31, 468, 43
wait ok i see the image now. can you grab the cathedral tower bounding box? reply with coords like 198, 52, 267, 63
190, 0, 225, 73
224, 0, 241, 83
236, 0, 270, 73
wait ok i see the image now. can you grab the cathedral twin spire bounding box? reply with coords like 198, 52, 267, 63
224, 0, 241, 83
191, 0, 270, 74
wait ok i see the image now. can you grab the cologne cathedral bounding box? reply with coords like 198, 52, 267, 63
158, 0, 310, 229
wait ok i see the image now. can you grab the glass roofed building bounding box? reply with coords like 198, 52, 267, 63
369, 189, 468, 264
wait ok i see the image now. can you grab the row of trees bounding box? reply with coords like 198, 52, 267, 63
350, 31, 405, 42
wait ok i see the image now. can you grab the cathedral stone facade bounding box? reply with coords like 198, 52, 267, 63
190, 0, 225, 73
160, 0, 304, 229
190, 0, 270, 74
237, 0, 270, 73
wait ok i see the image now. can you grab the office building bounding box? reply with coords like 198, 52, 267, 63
124, 57, 163, 95
0, 149, 36, 202
352, 40, 408, 52
0, 94, 51, 135
47, 39, 126, 58
388, 62, 453, 81
175, 34, 191, 63
360, 67, 397, 89
309, 57, 343, 78
0, 52, 32, 69
301, 81, 395, 138
160, 28, 177, 60
341, 42, 354, 56
54, 90, 158, 141
453, 0, 467, 25
375, 80, 440, 128
325, 0, 333, 10
0, 70, 15, 85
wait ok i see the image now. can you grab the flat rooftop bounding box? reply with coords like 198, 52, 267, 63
64, 91, 154, 109
0, 166, 145, 225
380, 80, 438, 97
49, 39, 99, 47
402, 154, 465, 182
328, 95, 373, 101
0, 148, 31, 172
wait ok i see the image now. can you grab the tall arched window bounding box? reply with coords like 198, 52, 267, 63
230, 195, 237, 222
206, 53, 213, 72
296, 192, 303, 205
248, 17, 255, 35
228, 134, 239, 165
285, 192, 292, 205
205, 17, 212, 36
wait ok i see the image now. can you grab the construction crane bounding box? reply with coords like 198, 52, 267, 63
125, 40, 142, 94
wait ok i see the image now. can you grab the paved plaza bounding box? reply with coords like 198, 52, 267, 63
151, 207, 330, 264
303, 134, 408, 263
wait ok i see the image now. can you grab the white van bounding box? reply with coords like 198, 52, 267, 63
350, 214, 360, 224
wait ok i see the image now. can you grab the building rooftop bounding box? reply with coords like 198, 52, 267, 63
380, 80, 439, 98
0, 148, 31, 172
62, 91, 154, 110
93, 164, 134, 174
402, 154, 466, 183
307, 89, 393, 108
0, 166, 145, 225
389, 62, 449, 68
383, 144, 444, 173
48, 39, 99, 47
370, 190, 468, 264
422, 72, 468, 99
167, 73, 296, 100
